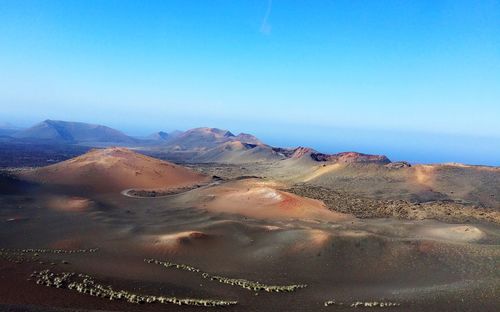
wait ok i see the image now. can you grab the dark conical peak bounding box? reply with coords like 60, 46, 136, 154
148, 131, 169, 140
157, 131, 169, 138
224, 130, 235, 137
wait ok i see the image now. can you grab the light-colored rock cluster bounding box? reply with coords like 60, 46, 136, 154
0, 247, 98, 265
206, 274, 307, 292
31, 269, 237, 307
324, 299, 400, 308
145, 258, 200, 272
350, 301, 400, 308
0, 249, 26, 263
145, 258, 307, 292
2, 247, 99, 254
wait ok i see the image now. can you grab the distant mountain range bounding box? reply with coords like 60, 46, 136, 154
2, 119, 391, 165
148, 127, 285, 163
12, 120, 137, 144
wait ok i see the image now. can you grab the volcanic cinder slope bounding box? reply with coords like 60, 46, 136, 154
265, 147, 500, 208
18, 147, 209, 192
180, 178, 353, 222
1, 135, 499, 312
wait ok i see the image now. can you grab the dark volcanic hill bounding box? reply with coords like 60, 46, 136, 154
147, 131, 170, 141
274, 146, 390, 164
12, 120, 136, 144
311, 151, 390, 164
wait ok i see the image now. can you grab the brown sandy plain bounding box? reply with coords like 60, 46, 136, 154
0, 148, 499, 311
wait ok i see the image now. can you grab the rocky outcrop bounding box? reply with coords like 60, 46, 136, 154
273, 147, 390, 165
386, 161, 412, 169
291, 147, 316, 159
310, 151, 390, 164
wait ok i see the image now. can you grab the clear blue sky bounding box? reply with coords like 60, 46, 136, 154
1, 0, 499, 165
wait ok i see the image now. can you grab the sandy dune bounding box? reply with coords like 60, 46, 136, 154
18, 147, 209, 192
302, 163, 342, 182
142, 231, 212, 254
45, 196, 92, 212
416, 224, 485, 242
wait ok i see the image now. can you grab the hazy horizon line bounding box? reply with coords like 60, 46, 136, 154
2, 117, 500, 167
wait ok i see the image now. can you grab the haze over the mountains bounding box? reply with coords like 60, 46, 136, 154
2, 119, 499, 166
12, 120, 137, 144
6, 118, 498, 209
1, 119, 394, 165
0, 122, 19, 136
